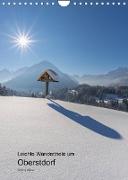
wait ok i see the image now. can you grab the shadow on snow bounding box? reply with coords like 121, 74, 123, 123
47, 100, 122, 140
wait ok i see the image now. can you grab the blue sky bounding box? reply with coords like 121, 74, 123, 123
0, 2, 128, 75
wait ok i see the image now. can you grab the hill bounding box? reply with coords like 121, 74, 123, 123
0, 96, 128, 180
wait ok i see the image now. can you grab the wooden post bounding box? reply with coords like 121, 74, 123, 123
45, 81, 49, 96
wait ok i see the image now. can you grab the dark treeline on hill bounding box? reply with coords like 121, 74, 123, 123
0, 84, 17, 96
52, 84, 128, 112
0, 84, 36, 97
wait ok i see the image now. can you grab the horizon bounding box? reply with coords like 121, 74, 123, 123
0, 4, 128, 75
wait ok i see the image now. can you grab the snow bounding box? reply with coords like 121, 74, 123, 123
0, 96, 128, 180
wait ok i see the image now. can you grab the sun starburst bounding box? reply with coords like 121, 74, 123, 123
16, 34, 31, 48
9, 28, 35, 52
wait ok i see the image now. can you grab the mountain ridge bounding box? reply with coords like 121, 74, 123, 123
1, 64, 128, 90
74, 67, 128, 86
3, 61, 77, 92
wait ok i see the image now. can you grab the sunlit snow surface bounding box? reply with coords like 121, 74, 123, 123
0, 96, 128, 180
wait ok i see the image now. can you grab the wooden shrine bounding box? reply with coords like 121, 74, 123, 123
37, 69, 59, 97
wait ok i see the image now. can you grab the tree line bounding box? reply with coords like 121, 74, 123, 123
52, 84, 128, 112
0, 84, 16, 96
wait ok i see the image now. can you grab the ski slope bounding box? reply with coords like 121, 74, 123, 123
0, 96, 128, 180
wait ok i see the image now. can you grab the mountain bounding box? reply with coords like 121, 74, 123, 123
0, 69, 12, 82
13, 67, 28, 77
0, 67, 28, 83
74, 67, 128, 86
3, 65, 128, 92
4, 61, 78, 92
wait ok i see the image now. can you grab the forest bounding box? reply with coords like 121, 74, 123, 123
52, 84, 128, 112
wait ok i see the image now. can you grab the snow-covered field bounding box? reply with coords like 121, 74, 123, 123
0, 96, 128, 180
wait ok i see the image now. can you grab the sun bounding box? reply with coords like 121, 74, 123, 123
9, 29, 35, 52
16, 35, 31, 48
13, 33, 33, 50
